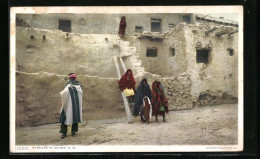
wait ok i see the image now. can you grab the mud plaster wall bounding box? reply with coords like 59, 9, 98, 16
131, 24, 188, 77
16, 27, 120, 78
17, 13, 192, 35
185, 23, 238, 104
130, 23, 238, 109
16, 72, 125, 127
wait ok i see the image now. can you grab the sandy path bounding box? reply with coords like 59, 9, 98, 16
16, 104, 238, 145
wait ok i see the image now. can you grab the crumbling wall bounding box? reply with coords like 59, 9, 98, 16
16, 27, 120, 78
16, 71, 125, 127
161, 72, 193, 110
130, 22, 238, 109
195, 90, 238, 106
184, 22, 238, 104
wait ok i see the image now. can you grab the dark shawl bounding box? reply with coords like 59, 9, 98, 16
118, 16, 126, 36
151, 81, 169, 116
118, 69, 136, 91
65, 79, 82, 88
133, 78, 151, 116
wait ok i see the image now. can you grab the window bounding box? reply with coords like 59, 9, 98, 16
151, 18, 161, 33
182, 15, 191, 23
135, 26, 143, 33
196, 49, 210, 64
58, 20, 71, 32
227, 48, 234, 56
146, 47, 157, 57
170, 48, 175, 56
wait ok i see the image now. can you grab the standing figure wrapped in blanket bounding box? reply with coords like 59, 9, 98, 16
118, 16, 127, 39
151, 80, 169, 122
139, 96, 152, 124
59, 73, 83, 139
133, 78, 151, 117
118, 69, 136, 103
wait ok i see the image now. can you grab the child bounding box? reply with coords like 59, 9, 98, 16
139, 96, 152, 124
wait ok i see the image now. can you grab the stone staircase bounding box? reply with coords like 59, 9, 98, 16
118, 40, 146, 77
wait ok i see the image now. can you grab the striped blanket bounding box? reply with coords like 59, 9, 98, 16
59, 84, 83, 125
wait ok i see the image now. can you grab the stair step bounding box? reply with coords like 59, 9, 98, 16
135, 60, 142, 63
120, 41, 130, 46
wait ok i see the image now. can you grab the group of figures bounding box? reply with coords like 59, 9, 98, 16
118, 69, 169, 124
58, 69, 169, 139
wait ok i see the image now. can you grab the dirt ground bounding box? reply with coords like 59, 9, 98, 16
16, 104, 238, 145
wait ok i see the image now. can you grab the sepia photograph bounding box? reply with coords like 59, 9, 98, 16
10, 6, 243, 152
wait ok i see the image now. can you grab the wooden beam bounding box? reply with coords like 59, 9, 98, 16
205, 26, 218, 34
113, 56, 133, 124
215, 30, 229, 36
228, 30, 238, 36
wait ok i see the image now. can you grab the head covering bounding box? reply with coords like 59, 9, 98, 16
121, 16, 126, 21
143, 96, 151, 106
118, 69, 136, 91
68, 73, 78, 81
65, 73, 81, 88
143, 96, 152, 122
68, 74, 76, 78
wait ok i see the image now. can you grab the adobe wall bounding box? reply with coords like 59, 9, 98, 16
16, 27, 120, 78
130, 24, 188, 77
16, 71, 124, 127
15, 22, 239, 126
17, 13, 192, 35
184, 23, 238, 105
130, 22, 238, 110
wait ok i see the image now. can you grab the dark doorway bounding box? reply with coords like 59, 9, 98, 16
58, 20, 71, 32
196, 49, 210, 64
146, 47, 158, 57
151, 19, 161, 33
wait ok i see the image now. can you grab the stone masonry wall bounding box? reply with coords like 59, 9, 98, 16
161, 72, 193, 110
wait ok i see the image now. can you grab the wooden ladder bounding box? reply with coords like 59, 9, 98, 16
113, 55, 133, 124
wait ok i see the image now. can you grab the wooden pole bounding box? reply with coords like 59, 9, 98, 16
119, 57, 127, 73
113, 56, 133, 124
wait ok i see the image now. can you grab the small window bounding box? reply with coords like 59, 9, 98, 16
196, 49, 210, 64
182, 15, 191, 23
169, 24, 176, 30
58, 20, 71, 32
170, 48, 175, 56
146, 47, 157, 57
227, 48, 234, 56
151, 18, 161, 32
135, 26, 143, 33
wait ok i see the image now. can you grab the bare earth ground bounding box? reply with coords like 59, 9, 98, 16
16, 104, 238, 145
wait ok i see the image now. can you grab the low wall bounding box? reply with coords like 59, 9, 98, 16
16, 71, 125, 127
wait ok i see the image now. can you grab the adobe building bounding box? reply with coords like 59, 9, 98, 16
15, 14, 239, 126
